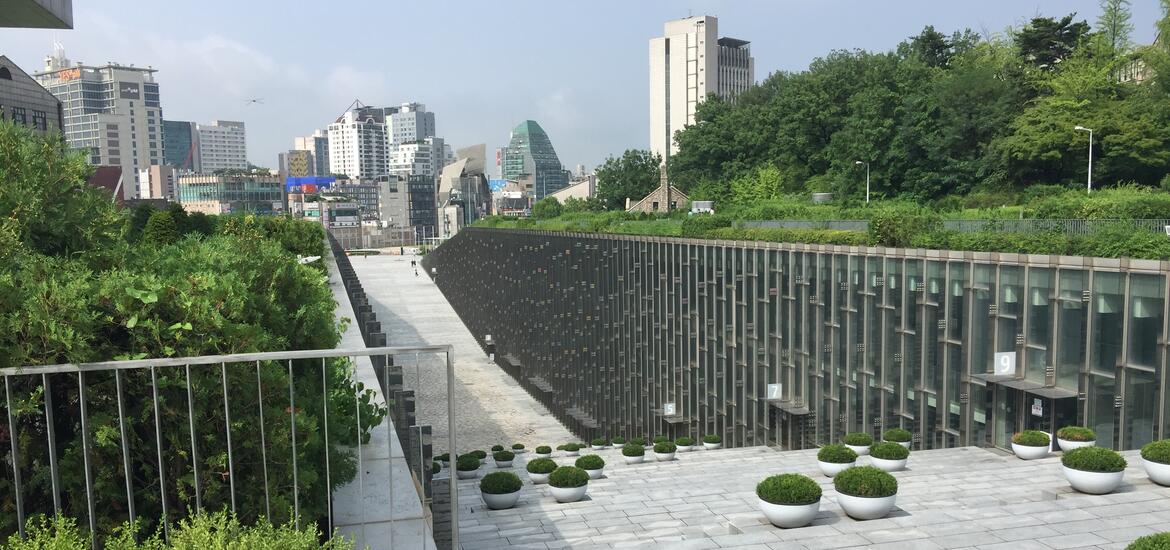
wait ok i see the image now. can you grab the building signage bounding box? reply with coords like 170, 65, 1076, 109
766, 383, 782, 400
994, 352, 1016, 376
1031, 398, 1044, 417
119, 82, 141, 100
663, 402, 676, 416
58, 68, 81, 82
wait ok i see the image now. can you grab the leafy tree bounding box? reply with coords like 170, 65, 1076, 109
595, 149, 662, 210
563, 196, 605, 213
1015, 14, 1091, 71
1097, 0, 1133, 57
141, 210, 180, 245
533, 196, 564, 219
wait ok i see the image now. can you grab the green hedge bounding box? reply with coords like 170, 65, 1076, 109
756, 474, 822, 506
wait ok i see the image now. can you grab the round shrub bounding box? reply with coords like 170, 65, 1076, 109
556, 444, 567, 451
833, 466, 897, 498
630, 437, 646, 446
882, 428, 911, 443
756, 473, 822, 506
622, 443, 645, 457
1126, 532, 1170, 550
493, 450, 515, 462
677, 437, 695, 446
480, 471, 522, 494
1062, 446, 1127, 473
456, 455, 480, 472
1141, 439, 1170, 465
576, 454, 605, 470
612, 436, 626, 445
512, 443, 525, 450
527, 458, 557, 474
564, 443, 583, 452
471, 449, 487, 459
870, 442, 910, 460
817, 444, 858, 464
491, 444, 504, 452
535, 445, 552, 454
549, 466, 589, 488
843, 432, 874, 446
435, 453, 449, 462
654, 441, 677, 453
653, 435, 669, 444
591, 438, 608, 446
1056, 426, 1096, 442
703, 435, 722, 444
432, 461, 440, 475
1012, 430, 1050, 447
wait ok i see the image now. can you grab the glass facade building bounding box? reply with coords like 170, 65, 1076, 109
425, 230, 1169, 452
176, 174, 284, 215
501, 120, 570, 200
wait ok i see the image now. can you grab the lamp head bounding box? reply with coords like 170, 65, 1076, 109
1074, 125, 1090, 131
854, 161, 864, 166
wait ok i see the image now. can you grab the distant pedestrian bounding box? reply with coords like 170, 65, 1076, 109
414, 270, 419, 277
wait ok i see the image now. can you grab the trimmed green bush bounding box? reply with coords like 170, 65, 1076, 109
1056, 426, 1096, 442
756, 473, 822, 505
654, 441, 677, 453
456, 455, 480, 472
592, 438, 608, 446
493, 450, 515, 462
535, 445, 552, 454
842, 432, 873, 446
630, 437, 646, 446
1141, 439, 1170, 465
882, 428, 911, 443
1126, 532, 1170, 550
512, 443, 525, 450
817, 444, 858, 464
491, 444, 504, 452
527, 458, 557, 474
834, 466, 898, 498
622, 443, 645, 457
653, 435, 669, 444
870, 442, 910, 460
612, 436, 626, 444
432, 462, 440, 475
549, 466, 590, 488
564, 443, 583, 452
556, 444, 567, 451
703, 434, 722, 444
677, 437, 695, 446
1063, 446, 1127, 473
576, 454, 606, 470
471, 449, 487, 459
1012, 430, 1050, 447
480, 471, 522, 494
435, 453, 449, 462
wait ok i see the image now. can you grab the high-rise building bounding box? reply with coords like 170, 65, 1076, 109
438, 143, 492, 228
501, 120, 570, 200
278, 149, 314, 179
294, 130, 329, 176
327, 106, 388, 180
137, 164, 178, 200
388, 136, 446, 179
36, 47, 164, 199
162, 120, 200, 172
2, 1, 73, 28
197, 120, 247, 173
649, 15, 753, 161
385, 102, 435, 145
0, 55, 62, 136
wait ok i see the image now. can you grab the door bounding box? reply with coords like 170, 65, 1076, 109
993, 386, 1020, 449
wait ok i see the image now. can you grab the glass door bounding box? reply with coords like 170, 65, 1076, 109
993, 386, 1020, 449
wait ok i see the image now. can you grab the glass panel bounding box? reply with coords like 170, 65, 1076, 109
1123, 369, 1157, 449
1026, 268, 1054, 386
1088, 374, 1117, 449
1056, 271, 1087, 390
1091, 272, 1124, 374
1127, 274, 1164, 369
971, 265, 995, 374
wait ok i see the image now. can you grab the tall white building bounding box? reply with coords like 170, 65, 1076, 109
197, 120, 247, 173
35, 47, 163, 199
389, 136, 446, 179
649, 15, 753, 161
386, 102, 435, 145
327, 106, 388, 180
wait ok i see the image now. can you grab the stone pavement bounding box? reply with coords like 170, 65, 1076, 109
449, 444, 1170, 549
351, 253, 576, 453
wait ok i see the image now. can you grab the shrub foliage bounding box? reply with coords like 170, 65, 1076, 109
1062, 447, 1127, 473
576, 454, 605, 470
756, 474, 822, 506
622, 443, 645, 457
1013, 430, 1051, 447
817, 444, 859, 464
870, 442, 910, 460
526, 458, 558, 474
480, 472, 522, 494
1141, 439, 1170, 465
833, 466, 898, 498
548, 466, 589, 488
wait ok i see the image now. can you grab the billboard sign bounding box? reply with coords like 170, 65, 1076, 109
119, 82, 141, 100
489, 179, 508, 192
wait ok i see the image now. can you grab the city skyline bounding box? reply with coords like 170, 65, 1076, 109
2, 0, 1161, 171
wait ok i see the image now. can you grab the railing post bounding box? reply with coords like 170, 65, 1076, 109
5, 376, 25, 538
446, 346, 458, 549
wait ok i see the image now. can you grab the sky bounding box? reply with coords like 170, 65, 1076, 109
1, 1, 1162, 173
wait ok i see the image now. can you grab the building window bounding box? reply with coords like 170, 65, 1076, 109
11, 107, 27, 125
32, 110, 47, 131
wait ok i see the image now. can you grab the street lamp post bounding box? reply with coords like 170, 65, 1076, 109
1074, 125, 1093, 193
854, 161, 870, 204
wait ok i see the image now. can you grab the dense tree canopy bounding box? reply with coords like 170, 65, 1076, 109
665, 4, 1170, 204
595, 149, 662, 210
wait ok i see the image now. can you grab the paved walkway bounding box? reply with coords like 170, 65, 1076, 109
351, 253, 575, 453
451, 444, 1170, 549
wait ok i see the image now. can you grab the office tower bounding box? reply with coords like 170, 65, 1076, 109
649, 15, 753, 161
501, 120, 569, 200
197, 120, 247, 172
327, 105, 388, 180
36, 46, 163, 199
385, 102, 435, 145
294, 129, 329, 176
162, 120, 200, 172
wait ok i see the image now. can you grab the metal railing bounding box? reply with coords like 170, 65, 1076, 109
0, 345, 457, 549
738, 218, 1170, 236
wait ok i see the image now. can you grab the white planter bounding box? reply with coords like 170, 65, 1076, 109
1144, 459, 1170, 486
512, 449, 526, 454
1063, 466, 1124, 494
565, 450, 579, 457
703, 442, 722, 450
534, 453, 551, 459
837, 493, 896, 520
883, 440, 911, 449
1057, 439, 1096, 452
1012, 443, 1049, 460
584, 468, 604, 479
758, 498, 820, 528
677, 445, 694, 453
845, 444, 870, 456
655, 452, 676, 462
550, 485, 587, 503
495, 460, 513, 468
869, 457, 907, 472
529, 472, 550, 484
456, 469, 478, 480
818, 460, 854, 477
481, 490, 520, 510
479, 458, 487, 465
624, 455, 645, 464
591, 445, 605, 450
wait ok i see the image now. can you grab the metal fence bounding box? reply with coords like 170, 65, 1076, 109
739, 218, 1170, 236
0, 345, 457, 549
